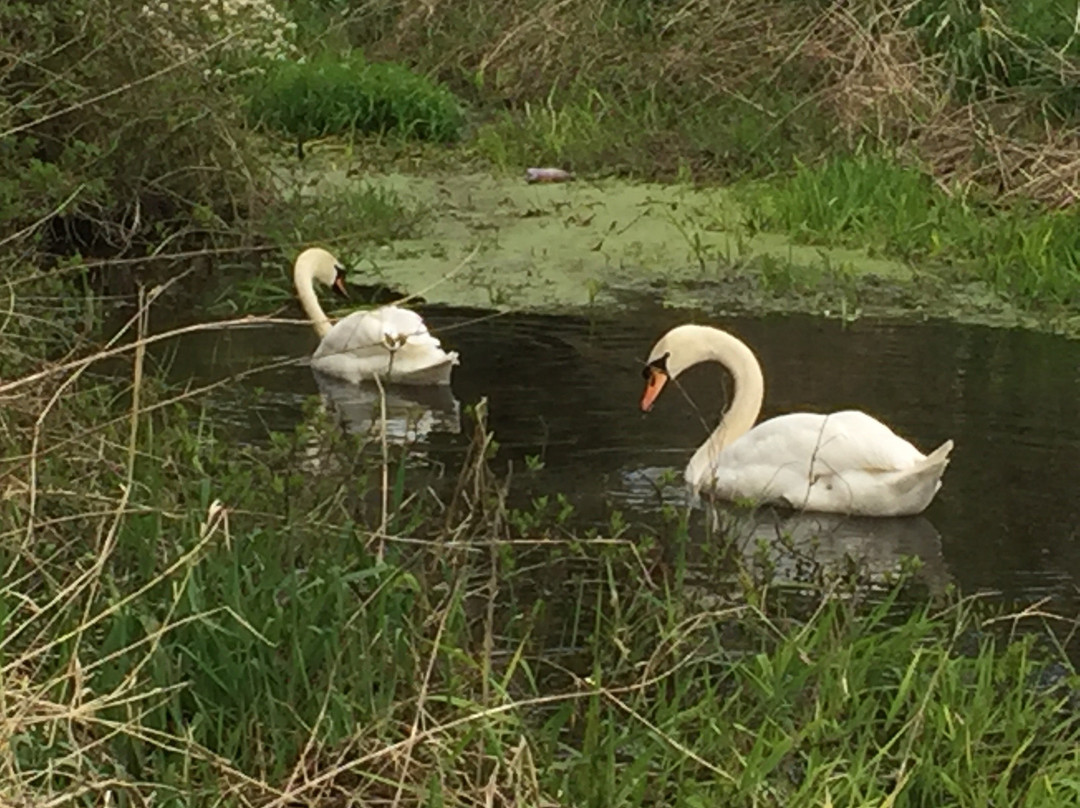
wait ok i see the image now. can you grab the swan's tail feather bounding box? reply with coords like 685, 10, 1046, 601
899, 439, 953, 487
921, 439, 954, 470
391, 352, 459, 386
884, 438, 953, 515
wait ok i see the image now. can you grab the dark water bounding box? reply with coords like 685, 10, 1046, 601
158, 303, 1080, 607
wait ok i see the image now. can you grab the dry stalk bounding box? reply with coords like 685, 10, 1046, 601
389, 579, 462, 808
374, 372, 390, 562
63, 284, 151, 730
262, 658, 716, 807
1, 29, 244, 141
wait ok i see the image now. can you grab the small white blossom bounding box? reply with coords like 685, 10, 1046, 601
140, 0, 298, 75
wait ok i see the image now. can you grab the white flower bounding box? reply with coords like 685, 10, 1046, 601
142, 0, 297, 68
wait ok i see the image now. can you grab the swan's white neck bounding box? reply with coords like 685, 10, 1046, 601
294, 260, 332, 338
674, 326, 765, 488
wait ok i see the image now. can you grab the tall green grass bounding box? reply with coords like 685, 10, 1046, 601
905, 0, 1080, 118
2, 298, 1079, 804
742, 152, 1080, 304
248, 51, 465, 144
473, 86, 835, 181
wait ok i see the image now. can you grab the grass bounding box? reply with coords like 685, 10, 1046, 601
248, 51, 465, 146
470, 85, 835, 181
289, 0, 846, 180
7, 2, 1080, 798
2, 288, 1080, 805
740, 151, 1080, 304
905, 0, 1080, 118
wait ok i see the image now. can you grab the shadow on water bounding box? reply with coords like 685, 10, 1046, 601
153, 301, 1080, 609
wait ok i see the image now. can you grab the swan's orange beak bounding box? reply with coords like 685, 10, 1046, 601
332, 274, 348, 299
641, 368, 668, 412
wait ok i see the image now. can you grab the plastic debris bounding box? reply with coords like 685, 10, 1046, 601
526, 167, 575, 183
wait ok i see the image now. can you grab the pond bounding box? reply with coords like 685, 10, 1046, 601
157, 301, 1080, 609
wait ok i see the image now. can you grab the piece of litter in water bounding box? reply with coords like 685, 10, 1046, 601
526, 167, 574, 183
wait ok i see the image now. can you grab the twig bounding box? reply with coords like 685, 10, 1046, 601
0, 185, 86, 251
0, 314, 310, 397
389, 581, 460, 808
0, 31, 243, 139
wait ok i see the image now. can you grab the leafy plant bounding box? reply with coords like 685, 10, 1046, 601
0, 0, 265, 268
248, 51, 466, 144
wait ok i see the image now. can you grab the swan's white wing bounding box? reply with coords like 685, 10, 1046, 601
717, 411, 925, 477
704, 411, 942, 516
311, 305, 458, 385
313, 305, 426, 357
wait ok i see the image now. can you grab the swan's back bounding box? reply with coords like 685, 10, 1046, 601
717, 410, 925, 472
312, 305, 458, 385
702, 410, 951, 517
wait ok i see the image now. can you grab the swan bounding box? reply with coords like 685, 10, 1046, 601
293, 247, 459, 386
640, 324, 953, 517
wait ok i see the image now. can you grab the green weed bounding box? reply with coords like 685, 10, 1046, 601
742, 152, 1080, 304
248, 51, 465, 145
906, 0, 1080, 118
2, 292, 1080, 804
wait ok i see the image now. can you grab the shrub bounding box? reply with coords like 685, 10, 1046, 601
248, 52, 465, 143
140, 0, 299, 76
0, 0, 267, 268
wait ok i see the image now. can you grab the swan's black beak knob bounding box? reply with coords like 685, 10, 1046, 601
332, 266, 349, 299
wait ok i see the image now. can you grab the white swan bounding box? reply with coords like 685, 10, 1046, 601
640, 324, 953, 517
293, 247, 459, 385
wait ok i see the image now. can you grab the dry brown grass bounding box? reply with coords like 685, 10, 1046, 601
796, 3, 1080, 205
354, 0, 1080, 204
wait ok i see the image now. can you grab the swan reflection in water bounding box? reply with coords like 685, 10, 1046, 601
716, 506, 950, 594
617, 466, 950, 594
312, 370, 461, 443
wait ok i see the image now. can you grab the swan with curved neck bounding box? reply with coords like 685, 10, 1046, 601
292, 247, 459, 386
641, 324, 953, 517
